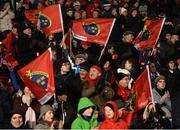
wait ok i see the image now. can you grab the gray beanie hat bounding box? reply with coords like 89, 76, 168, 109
38, 105, 54, 121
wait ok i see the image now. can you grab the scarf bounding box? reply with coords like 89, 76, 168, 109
86, 76, 100, 87
25, 106, 36, 128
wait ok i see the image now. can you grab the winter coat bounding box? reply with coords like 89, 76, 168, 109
99, 101, 128, 129
55, 71, 81, 128
71, 97, 99, 129
152, 88, 171, 117
81, 78, 105, 113
116, 85, 131, 103
34, 120, 50, 129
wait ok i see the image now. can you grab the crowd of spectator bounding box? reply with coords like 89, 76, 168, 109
0, 0, 180, 129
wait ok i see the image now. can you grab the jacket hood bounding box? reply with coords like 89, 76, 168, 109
104, 101, 119, 122
77, 97, 95, 113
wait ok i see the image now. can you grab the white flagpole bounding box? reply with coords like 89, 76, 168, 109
146, 65, 156, 112
98, 18, 116, 61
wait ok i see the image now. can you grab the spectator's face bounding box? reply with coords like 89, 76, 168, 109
11, 114, 23, 128
121, 10, 128, 16
170, 34, 179, 44
92, 11, 99, 18
74, 11, 81, 20
168, 61, 175, 70
165, 33, 171, 41
82, 107, 93, 116
37, 3, 45, 9
118, 76, 130, 88
42, 110, 54, 123
131, 10, 137, 17
103, 61, 111, 70
89, 68, 101, 80
157, 79, 166, 90
112, 8, 118, 16
75, 57, 85, 65
12, 27, 18, 36
67, 10, 73, 17
149, 63, 157, 72
104, 106, 114, 119
23, 87, 32, 97
74, 5, 81, 11
23, 28, 32, 37
124, 60, 132, 71
80, 69, 88, 79
123, 34, 134, 43
48, 34, 54, 40
61, 62, 71, 73
81, 11, 87, 19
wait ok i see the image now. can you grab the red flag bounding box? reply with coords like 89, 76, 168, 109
18, 48, 55, 104
2, 32, 19, 69
25, 9, 40, 26
3, 54, 19, 69
134, 18, 165, 50
132, 66, 152, 111
72, 18, 115, 46
39, 4, 64, 34
2, 32, 13, 54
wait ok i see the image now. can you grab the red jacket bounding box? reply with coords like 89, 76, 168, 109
116, 85, 131, 102
99, 101, 128, 129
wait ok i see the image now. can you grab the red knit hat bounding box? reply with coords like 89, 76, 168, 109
90, 65, 102, 74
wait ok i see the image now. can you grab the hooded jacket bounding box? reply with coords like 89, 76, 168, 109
99, 101, 128, 129
71, 97, 98, 129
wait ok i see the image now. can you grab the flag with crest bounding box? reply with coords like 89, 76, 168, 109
134, 18, 165, 50
18, 48, 55, 105
72, 18, 115, 46
38, 4, 64, 34
132, 66, 152, 111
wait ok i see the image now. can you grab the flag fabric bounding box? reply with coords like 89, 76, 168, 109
25, 9, 40, 26
132, 66, 152, 111
3, 53, 18, 69
72, 18, 115, 46
2, 32, 13, 54
134, 18, 165, 50
2, 32, 19, 69
38, 4, 64, 34
18, 48, 55, 105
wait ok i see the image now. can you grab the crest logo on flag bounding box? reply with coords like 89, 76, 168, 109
83, 22, 99, 36
39, 14, 51, 28
139, 25, 151, 42
26, 70, 48, 89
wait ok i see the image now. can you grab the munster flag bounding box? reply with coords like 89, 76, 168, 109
134, 18, 165, 50
25, 10, 40, 26
39, 4, 64, 34
72, 18, 115, 46
2, 32, 19, 69
18, 48, 55, 104
132, 66, 152, 111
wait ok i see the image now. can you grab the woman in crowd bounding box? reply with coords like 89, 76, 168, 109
152, 75, 172, 118
8, 109, 27, 129
35, 105, 63, 130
